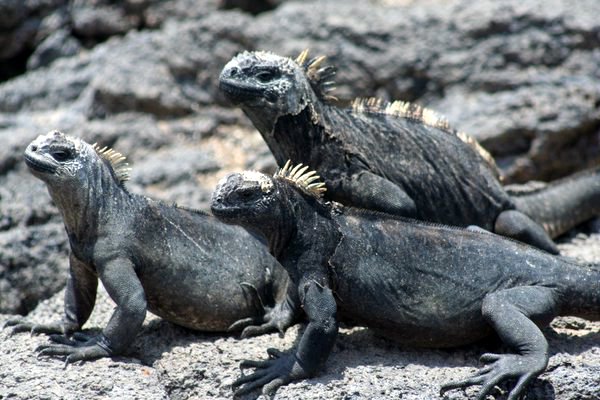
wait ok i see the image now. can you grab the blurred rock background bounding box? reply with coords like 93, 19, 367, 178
0, 0, 598, 398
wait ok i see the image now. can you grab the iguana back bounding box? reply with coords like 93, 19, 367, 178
219, 50, 600, 253
288, 103, 511, 227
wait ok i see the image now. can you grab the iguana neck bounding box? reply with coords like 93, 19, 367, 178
46, 163, 132, 242
271, 187, 341, 283
247, 101, 328, 167
263, 192, 298, 259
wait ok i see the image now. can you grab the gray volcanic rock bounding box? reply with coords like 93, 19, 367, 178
0, 0, 598, 320
1, 0, 598, 179
247, 0, 600, 182
70, 0, 140, 40
0, 0, 598, 397
0, 221, 68, 314
130, 145, 219, 187
27, 28, 81, 69
0, 290, 169, 400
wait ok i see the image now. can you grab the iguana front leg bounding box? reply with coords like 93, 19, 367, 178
5, 254, 97, 336
441, 286, 557, 400
494, 209, 559, 254
232, 280, 338, 397
37, 257, 146, 363
334, 170, 417, 216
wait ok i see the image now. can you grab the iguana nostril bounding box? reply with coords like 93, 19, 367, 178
31, 145, 38, 152
229, 67, 239, 77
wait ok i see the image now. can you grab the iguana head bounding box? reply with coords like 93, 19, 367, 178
219, 50, 335, 132
211, 170, 281, 227
211, 161, 326, 242
24, 130, 130, 189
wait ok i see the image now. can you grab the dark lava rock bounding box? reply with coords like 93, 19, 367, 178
0, 221, 68, 314
130, 145, 219, 186
27, 28, 81, 69
0, 0, 26, 30
0, 0, 598, 396
0, 0, 599, 315
247, 0, 600, 182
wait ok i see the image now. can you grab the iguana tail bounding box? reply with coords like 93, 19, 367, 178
560, 262, 600, 322
508, 166, 600, 238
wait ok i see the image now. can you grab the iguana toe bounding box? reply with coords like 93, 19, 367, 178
36, 342, 111, 363
227, 317, 259, 334
441, 352, 546, 400
4, 319, 71, 336
232, 350, 307, 396
3, 318, 33, 335
35, 332, 113, 364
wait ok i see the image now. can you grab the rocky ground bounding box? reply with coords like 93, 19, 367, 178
0, 233, 599, 400
0, 0, 599, 398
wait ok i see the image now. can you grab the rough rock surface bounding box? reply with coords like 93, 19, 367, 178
2, 0, 600, 313
0, 0, 599, 398
0, 235, 599, 400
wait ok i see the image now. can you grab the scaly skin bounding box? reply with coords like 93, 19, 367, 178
5, 130, 299, 363
210, 165, 600, 399
219, 50, 600, 253
507, 166, 600, 238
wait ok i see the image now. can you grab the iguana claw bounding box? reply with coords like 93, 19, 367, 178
232, 348, 307, 397
4, 318, 74, 336
35, 333, 112, 364
440, 353, 547, 400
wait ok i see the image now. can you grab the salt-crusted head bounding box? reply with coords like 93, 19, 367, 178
211, 160, 326, 230
219, 50, 336, 132
24, 130, 130, 187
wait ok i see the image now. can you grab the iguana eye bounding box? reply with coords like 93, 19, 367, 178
255, 70, 278, 82
239, 188, 255, 198
52, 150, 72, 162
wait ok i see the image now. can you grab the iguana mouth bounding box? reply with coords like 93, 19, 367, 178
219, 79, 263, 102
210, 196, 253, 224
24, 153, 58, 174
210, 201, 240, 219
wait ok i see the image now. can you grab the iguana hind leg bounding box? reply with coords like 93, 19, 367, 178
441, 286, 557, 400
228, 283, 299, 338
494, 209, 559, 254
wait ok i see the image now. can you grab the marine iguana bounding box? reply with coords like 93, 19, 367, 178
5, 130, 298, 363
210, 161, 600, 399
219, 49, 600, 253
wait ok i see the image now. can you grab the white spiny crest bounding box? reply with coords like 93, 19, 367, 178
275, 160, 327, 197
91, 143, 131, 184
350, 97, 502, 179
293, 49, 337, 100
295, 49, 310, 65
351, 97, 452, 131
454, 131, 499, 177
